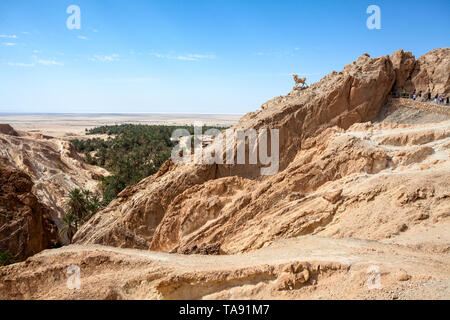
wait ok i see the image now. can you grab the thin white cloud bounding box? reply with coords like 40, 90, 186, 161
187, 54, 216, 60
7, 62, 35, 67
37, 59, 64, 66
2, 42, 17, 47
0, 34, 18, 39
77, 35, 88, 40
102, 77, 154, 83
255, 48, 300, 57
151, 53, 168, 59
22, 32, 30, 35
89, 54, 119, 62
150, 52, 216, 61
175, 55, 197, 61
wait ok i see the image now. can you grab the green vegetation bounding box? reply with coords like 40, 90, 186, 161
61, 188, 103, 243
71, 124, 227, 205
60, 213, 78, 243
0, 250, 15, 266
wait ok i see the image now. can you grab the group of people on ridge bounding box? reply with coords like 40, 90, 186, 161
393, 89, 449, 106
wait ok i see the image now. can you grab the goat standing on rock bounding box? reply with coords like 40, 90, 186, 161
293, 74, 308, 89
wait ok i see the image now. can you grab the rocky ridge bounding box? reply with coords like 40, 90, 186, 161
0, 236, 448, 299
74, 48, 450, 254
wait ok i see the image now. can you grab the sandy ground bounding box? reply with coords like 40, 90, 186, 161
1, 235, 448, 299
0, 113, 241, 139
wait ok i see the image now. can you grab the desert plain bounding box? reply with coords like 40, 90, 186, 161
0, 113, 241, 139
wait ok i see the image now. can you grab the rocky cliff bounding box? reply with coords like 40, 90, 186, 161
0, 162, 59, 261
392, 48, 450, 97
150, 120, 450, 254
0, 129, 109, 235
74, 48, 449, 252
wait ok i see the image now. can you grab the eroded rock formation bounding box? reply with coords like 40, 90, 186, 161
0, 162, 59, 261
73, 48, 450, 254
0, 131, 109, 234
75, 52, 396, 248
391, 47, 450, 97
0, 124, 19, 136
1, 237, 449, 299
150, 121, 450, 254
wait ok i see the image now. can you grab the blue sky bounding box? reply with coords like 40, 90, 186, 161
0, 0, 448, 114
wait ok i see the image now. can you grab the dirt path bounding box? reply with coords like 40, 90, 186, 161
1, 235, 449, 300
379, 98, 450, 124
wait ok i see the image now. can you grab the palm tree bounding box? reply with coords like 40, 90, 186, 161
66, 188, 88, 222
60, 213, 78, 243
86, 194, 101, 221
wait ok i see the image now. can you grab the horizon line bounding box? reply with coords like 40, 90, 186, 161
0, 112, 245, 116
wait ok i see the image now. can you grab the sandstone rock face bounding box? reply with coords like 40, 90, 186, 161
410, 48, 450, 97
0, 131, 109, 235
74, 48, 450, 256
150, 127, 391, 253
74, 52, 397, 248
390, 49, 416, 91
150, 121, 450, 254
223, 52, 395, 177
1, 237, 449, 300
73, 162, 216, 248
395, 47, 450, 97
0, 162, 58, 261
0, 124, 19, 136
